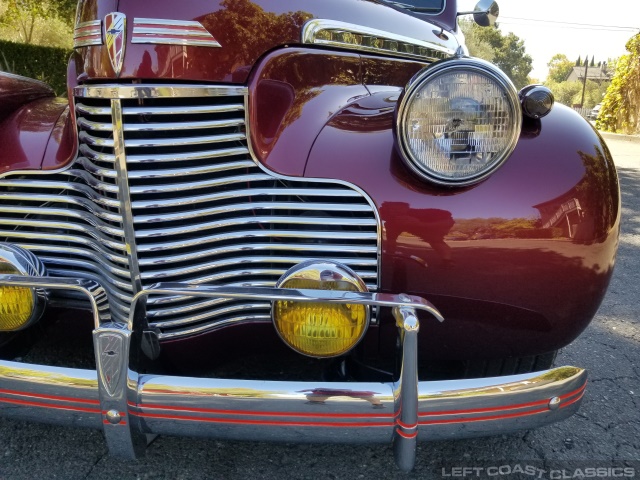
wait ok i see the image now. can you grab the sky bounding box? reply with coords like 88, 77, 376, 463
458, 0, 640, 81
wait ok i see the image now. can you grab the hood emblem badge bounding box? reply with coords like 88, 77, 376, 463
105, 12, 126, 76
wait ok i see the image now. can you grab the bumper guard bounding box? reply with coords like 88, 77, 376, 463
0, 276, 586, 471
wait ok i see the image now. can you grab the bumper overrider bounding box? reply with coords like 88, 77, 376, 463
0, 275, 586, 471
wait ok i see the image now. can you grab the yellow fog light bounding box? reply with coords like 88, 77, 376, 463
272, 260, 370, 358
0, 244, 46, 332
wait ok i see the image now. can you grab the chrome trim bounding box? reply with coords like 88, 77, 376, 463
272, 260, 372, 358
396, 56, 523, 187
126, 160, 254, 180
135, 229, 377, 253
127, 174, 272, 194
0, 276, 110, 325
73, 20, 102, 48
0, 193, 120, 222
104, 13, 126, 77
111, 99, 143, 293
302, 19, 455, 62
393, 305, 419, 471
128, 283, 443, 328
122, 118, 245, 132
242, 89, 384, 326
131, 18, 221, 48
124, 136, 248, 150
133, 200, 374, 224
0, 276, 586, 471
132, 187, 366, 209
0, 84, 381, 336
133, 216, 377, 238
0, 245, 47, 331
124, 104, 244, 115
139, 242, 377, 265
74, 85, 248, 99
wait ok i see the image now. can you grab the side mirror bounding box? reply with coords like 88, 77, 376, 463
473, 0, 499, 27
458, 0, 500, 27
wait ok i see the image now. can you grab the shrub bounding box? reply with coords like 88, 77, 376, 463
0, 39, 70, 95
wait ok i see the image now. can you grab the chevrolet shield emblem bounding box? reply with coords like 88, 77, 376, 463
105, 12, 126, 76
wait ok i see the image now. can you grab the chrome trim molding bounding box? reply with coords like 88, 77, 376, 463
0, 84, 381, 335
74, 85, 248, 99
302, 19, 455, 62
73, 20, 102, 48
110, 99, 143, 293
0, 276, 586, 471
396, 56, 523, 187
132, 18, 222, 47
0, 245, 47, 331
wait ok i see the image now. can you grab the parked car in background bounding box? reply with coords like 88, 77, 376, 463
589, 103, 602, 120
0, 0, 620, 471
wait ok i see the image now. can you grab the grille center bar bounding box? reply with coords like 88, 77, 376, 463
111, 98, 143, 293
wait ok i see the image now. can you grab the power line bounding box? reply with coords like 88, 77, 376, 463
498, 21, 638, 32
500, 16, 639, 31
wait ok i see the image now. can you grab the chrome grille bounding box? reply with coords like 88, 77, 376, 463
0, 84, 380, 338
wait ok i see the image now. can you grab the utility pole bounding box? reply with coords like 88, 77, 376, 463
580, 56, 588, 107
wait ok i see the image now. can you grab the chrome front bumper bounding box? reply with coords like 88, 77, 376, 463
0, 276, 586, 471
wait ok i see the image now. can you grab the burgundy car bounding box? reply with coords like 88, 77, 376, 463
0, 0, 619, 470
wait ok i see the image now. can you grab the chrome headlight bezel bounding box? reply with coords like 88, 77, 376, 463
0, 244, 47, 331
396, 56, 522, 187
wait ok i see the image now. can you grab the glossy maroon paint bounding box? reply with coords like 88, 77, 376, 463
0, 0, 620, 365
0, 73, 54, 124
248, 49, 367, 176
0, 97, 71, 175
305, 96, 620, 360
72, 0, 459, 83
248, 49, 426, 175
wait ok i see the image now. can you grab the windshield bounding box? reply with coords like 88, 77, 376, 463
379, 0, 446, 13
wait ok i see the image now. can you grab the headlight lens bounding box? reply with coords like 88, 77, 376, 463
397, 57, 522, 186
272, 260, 369, 358
0, 244, 46, 332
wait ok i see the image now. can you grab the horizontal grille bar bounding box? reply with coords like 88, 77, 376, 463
0, 84, 380, 338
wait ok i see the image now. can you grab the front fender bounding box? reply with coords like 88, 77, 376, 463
0, 93, 76, 176
0, 72, 54, 123
305, 94, 620, 361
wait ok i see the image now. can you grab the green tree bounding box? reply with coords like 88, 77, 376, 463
0, 0, 72, 47
597, 33, 640, 133
576, 55, 581, 66
459, 20, 533, 89
544, 78, 608, 109
459, 19, 495, 62
547, 53, 574, 83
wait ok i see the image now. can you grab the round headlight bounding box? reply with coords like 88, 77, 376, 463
0, 244, 46, 332
272, 260, 369, 358
396, 57, 522, 186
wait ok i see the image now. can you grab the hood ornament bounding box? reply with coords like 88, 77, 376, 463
105, 12, 126, 76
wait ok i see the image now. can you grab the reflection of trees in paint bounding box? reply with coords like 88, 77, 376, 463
198, 0, 312, 80
574, 146, 620, 243
446, 217, 550, 240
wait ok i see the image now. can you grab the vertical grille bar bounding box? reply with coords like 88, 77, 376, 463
0, 84, 381, 338
111, 99, 143, 293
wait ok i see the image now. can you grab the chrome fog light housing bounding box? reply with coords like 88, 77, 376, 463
0, 244, 47, 331
272, 260, 370, 358
396, 57, 522, 186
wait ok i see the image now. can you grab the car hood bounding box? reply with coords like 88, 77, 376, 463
73, 0, 460, 83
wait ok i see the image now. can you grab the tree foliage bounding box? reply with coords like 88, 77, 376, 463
547, 54, 574, 83
0, 0, 72, 47
596, 33, 640, 134
544, 78, 608, 109
459, 20, 533, 89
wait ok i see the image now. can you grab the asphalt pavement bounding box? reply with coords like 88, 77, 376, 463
0, 133, 638, 479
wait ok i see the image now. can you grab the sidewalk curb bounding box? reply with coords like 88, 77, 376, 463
598, 130, 640, 144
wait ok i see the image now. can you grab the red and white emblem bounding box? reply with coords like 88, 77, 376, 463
105, 12, 126, 76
